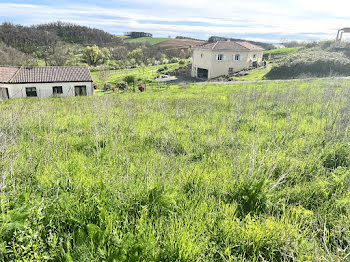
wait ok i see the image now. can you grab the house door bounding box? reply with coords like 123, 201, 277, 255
197, 68, 208, 79
75, 86, 87, 96
0, 88, 9, 99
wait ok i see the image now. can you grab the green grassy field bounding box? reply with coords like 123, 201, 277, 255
92, 61, 190, 87
1, 79, 350, 261
264, 46, 303, 55
125, 37, 171, 45
232, 65, 272, 81
116, 35, 129, 39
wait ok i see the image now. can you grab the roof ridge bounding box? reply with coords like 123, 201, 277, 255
9, 66, 22, 83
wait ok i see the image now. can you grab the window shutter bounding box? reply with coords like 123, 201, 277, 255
223, 55, 227, 61
240, 55, 243, 61
216, 54, 218, 60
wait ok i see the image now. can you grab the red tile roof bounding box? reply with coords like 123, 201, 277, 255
0, 66, 20, 83
236, 42, 265, 51
0, 66, 93, 84
194, 41, 264, 51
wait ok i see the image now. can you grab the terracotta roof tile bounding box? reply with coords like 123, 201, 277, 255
236, 42, 265, 51
0, 66, 93, 84
194, 41, 264, 51
0, 66, 20, 83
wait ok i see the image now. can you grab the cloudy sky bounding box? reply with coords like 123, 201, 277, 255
0, 0, 348, 42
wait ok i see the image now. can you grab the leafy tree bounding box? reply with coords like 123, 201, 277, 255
101, 47, 111, 64
0, 42, 37, 66
127, 48, 143, 66
47, 44, 70, 66
83, 45, 105, 66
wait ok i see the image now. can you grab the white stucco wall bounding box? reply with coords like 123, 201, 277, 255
192, 49, 264, 79
0, 82, 94, 99
191, 49, 212, 77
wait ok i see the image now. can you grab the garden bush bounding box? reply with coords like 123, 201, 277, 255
116, 82, 128, 90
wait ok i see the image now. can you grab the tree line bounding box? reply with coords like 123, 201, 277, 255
36, 21, 123, 46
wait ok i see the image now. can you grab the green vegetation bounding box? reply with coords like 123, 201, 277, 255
264, 46, 303, 55
0, 22, 187, 69
263, 47, 304, 67
83, 45, 110, 67
233, 66, 272, 81
266, 47, 350, 79
125, 37, 171, 45
1, 79, 350, 261
116, 35, 129, 39
92, 61, 190, 87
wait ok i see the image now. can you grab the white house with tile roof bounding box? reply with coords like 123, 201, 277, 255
191, 41, 264, 79
0, 66, 94, 99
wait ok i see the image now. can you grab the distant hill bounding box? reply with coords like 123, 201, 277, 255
0, 22, 59, 54
0, 22, 123, 53
0, 21, 190, 68
176, 36, 204, 41
155, 39, 205, 49
125, 37, 171, 45
35, 21, 123, 46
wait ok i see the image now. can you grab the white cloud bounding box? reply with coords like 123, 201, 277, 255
0, 1, 347, 41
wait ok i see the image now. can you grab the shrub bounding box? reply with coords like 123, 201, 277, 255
116, 82, 128, 90
123, 75, 136, 85
103, 83, 112, 91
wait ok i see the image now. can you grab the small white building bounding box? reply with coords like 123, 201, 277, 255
191, 41, 264, 79
0, 66, 94, 99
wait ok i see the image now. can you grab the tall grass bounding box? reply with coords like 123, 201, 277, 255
0, 79, 350, 261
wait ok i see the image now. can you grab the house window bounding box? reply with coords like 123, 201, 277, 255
201, 53, 203, 58
26, 87, 37, 97
75, 85, 87, 96
53, 86, 63, 95
253, 54, 257, 59
216, 54, 224, 61
234, 54, 240, 61
229, 68, 234, 74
